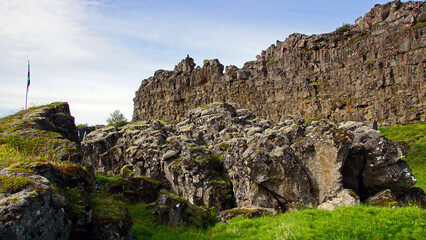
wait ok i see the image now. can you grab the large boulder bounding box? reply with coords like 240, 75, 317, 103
154, 190, 215, 228
0, 171, 71, 240
339, 122, 416, 200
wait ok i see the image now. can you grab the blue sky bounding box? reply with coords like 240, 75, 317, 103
0, 0, 393, 125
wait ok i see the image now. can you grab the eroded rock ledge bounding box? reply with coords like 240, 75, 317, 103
84, 102, 421, 213
133, 0, 425, 125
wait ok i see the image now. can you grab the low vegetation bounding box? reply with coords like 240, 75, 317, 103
128, 204, 425, 240
0, 175, 32, 193
336, 23, 353, 33
106, 109, 129, 128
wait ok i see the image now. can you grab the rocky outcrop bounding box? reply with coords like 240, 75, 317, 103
0, 103, 132, 240
83, 102, 421, 213
133, 0, 425, 126
0, 171, 72, 240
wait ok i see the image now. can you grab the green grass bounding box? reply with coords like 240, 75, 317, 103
336, 23, 353, 33
128, 204, 425, 240
65, 187, 86, 215
0, 175, 32, 193
91, 193, 132, 227
379, 123, 426, 191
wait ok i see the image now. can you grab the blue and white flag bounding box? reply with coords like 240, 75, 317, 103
27, 61, 30, 91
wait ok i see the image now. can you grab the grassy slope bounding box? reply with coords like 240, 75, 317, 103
379, 122, 426, 191
129, 203, 425, 240
129, 122, 426, 240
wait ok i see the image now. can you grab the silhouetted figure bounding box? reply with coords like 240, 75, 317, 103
373, 120, 378, 130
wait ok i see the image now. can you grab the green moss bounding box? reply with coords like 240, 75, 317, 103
0, 102, 69, 134
331, 127, 354, 145
222, 208, 272, 219
219, 142, 230, 151
350, 34, 368, 43
140, 175, 162, 186
266, 58, 284, 66
306, 113, 324, 125
414, 21, 426, 30
91, 194, 131, 225
65, 187, 86, 215
159, 189, 189, 203
95, 172, 123, 184
122, 167, 133, 177
0, 175, 32, 193
336, 23, 353, 33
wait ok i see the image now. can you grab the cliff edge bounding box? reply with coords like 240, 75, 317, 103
133, 0, 425, 125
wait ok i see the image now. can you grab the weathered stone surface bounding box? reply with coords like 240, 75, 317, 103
133, 1, 425, 126
24, 102, 81, 144
396, 187, 426, 207
366, 189, 399, 207
84, 102, 416, 212
318, 189, 360, 211
344, 123, 417, 200
0, 172, 71, 240
154, 190, 214, 228
218, 207, 277, 222
90, 197, 132, 240
0, 103, 132, 240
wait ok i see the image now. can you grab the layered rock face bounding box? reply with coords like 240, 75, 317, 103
0, 103, 131, 240
84, 102, 419, 212
133, 0, 425, 125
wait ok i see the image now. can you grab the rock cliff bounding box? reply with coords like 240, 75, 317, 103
84, 102, 421, 213
133, 0, 425, 125
0, 103, 132, 240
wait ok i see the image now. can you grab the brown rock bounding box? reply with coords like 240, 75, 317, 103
133, 1, 425, 126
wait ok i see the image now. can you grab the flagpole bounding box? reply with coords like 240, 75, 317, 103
25, 60, 30, 110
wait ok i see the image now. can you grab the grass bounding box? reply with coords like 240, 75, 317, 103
379, 122, 426, 191
0, 103, 80, 172
128, 204, 425, 240
336, 23, 353, 33
0, 175, 32, 193
91, 193, 130, 224
65, 187, 86, 215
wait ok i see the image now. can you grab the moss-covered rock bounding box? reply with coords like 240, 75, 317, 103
0, 103, 96, 239
218, 207, 276, 222
366, 189, 399, 207
154, 189, 216, 228
91, 194, 132, 240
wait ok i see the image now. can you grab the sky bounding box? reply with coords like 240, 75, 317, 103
0, 0, 395, 125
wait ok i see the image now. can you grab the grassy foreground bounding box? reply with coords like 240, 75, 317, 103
379, 122, 426, 191
129, 203, 425, 240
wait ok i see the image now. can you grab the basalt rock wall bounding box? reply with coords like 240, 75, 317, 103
133, 0, 425, 125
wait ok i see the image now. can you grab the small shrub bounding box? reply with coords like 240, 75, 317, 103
336, 23, 353, 33
106, 110, 128, 128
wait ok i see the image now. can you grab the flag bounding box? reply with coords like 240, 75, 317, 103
27, 60, 30, 91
